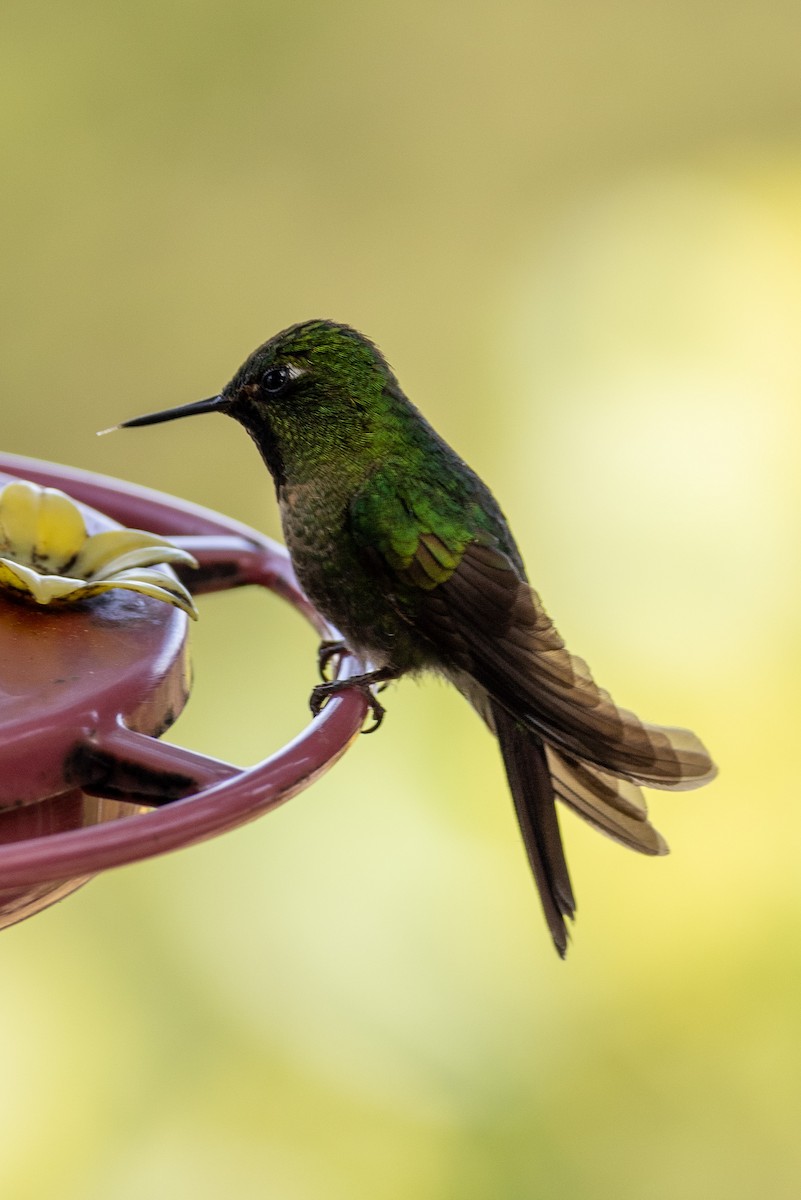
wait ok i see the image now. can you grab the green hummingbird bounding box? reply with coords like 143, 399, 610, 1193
114, 320, 716, 955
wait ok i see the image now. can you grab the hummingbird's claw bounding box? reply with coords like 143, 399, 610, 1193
317, 639, 347, 681
360, 698, 386, 734
309, 666, 399, 734
309, 678, 387, 732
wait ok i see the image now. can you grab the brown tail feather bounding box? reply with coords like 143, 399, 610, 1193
547, 750, 668, 855
492, 701, 575, 957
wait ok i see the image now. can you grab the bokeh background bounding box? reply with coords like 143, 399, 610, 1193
2, 2, 800, 1197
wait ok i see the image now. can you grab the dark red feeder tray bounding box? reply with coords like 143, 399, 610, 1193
0, 452, 369, 928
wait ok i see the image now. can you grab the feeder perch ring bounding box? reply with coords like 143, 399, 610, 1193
0, 452, 370, 928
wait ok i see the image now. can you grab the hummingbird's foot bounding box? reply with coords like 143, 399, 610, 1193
309, 667, 399, 733
317, 639, 348, 681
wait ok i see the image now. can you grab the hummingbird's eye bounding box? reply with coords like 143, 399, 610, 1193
260, 365, 292, 396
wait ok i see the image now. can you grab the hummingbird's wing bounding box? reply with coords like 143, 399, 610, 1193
350, 484, 715, 790
420, 540, 715, 789
350, 479, 713, 954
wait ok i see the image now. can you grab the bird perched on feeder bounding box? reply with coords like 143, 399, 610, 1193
111, 320, 716, 955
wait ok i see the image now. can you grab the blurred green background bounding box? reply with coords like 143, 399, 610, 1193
2, 2, 800, 1197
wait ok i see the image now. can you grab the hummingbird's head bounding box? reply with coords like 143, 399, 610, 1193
223, 320, 394, 423
113, 320, 400, 489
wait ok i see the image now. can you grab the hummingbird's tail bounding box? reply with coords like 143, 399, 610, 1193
546, 750, 668, 854
488, 695, 670, 957
491, 700, 575, 957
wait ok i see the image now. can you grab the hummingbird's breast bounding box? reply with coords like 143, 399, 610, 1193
278, 481, 428, 672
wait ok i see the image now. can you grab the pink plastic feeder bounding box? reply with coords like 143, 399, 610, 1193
0, 452, 369, 928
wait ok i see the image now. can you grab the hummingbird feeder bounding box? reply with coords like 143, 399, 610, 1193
0, 452, 369, 929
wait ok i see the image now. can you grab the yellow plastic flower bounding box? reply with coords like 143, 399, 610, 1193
0, 480, 198, 618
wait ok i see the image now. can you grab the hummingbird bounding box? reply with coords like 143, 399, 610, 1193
113, 319, 716, 955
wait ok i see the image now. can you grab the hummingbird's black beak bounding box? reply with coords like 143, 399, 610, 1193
114, 394, 228, 430
98, 394, 228, 436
